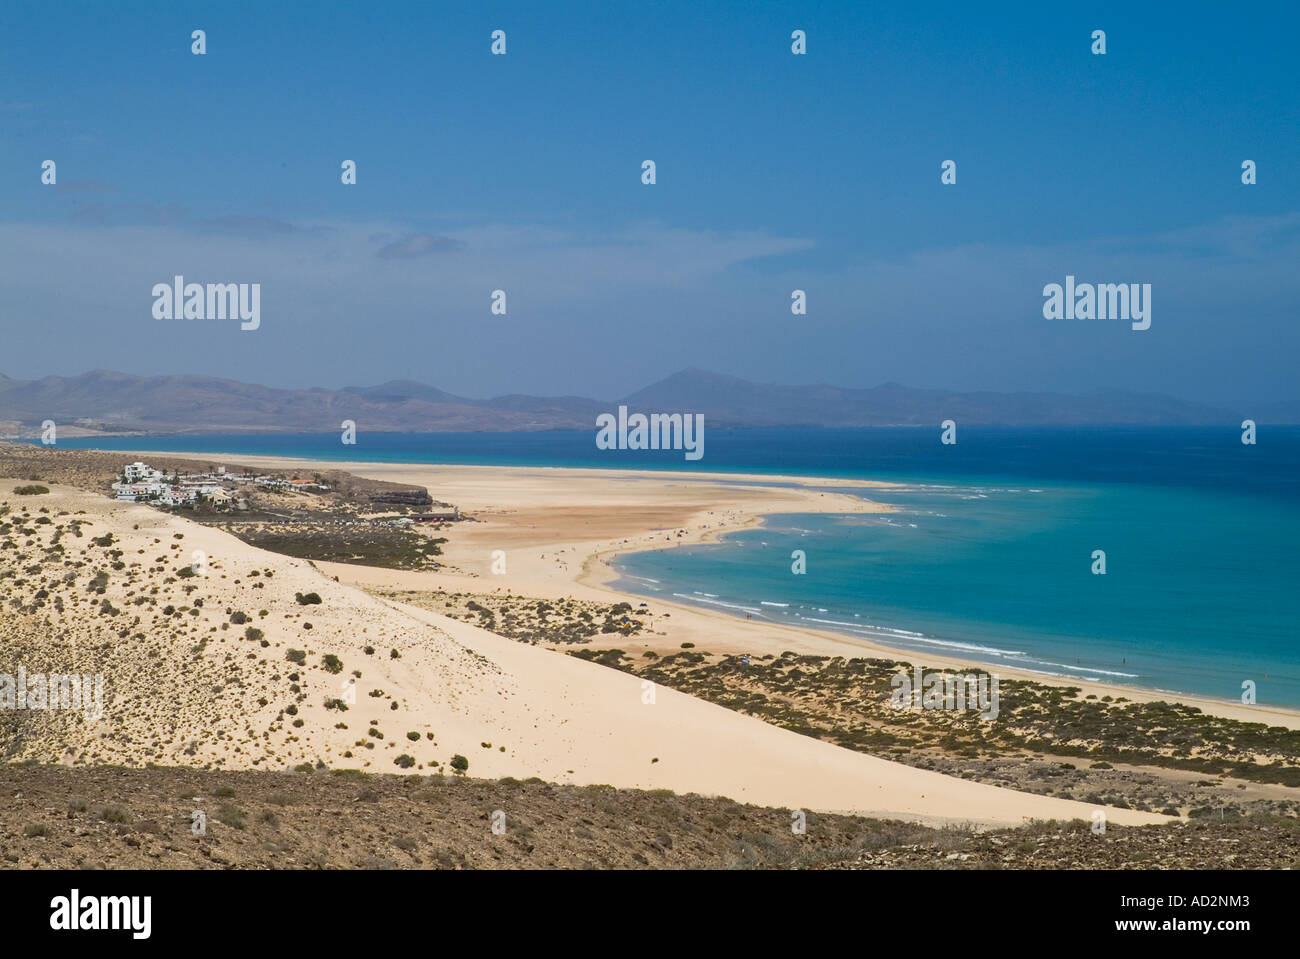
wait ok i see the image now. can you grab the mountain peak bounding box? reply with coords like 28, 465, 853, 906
0, 368, 1260, 433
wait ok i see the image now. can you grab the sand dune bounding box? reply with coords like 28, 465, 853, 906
0, 477, 1168, 826
385, 598, 1169, 826
197, 456, 1297, 731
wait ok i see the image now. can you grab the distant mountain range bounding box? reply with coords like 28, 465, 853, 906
0, 367, 1288, 435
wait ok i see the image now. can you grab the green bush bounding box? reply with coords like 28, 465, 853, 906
322, 654, 343, 674
286, 649, 307, 665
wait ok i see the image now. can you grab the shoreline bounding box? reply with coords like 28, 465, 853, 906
1, 471, 1178, 826
579, 530, 1300, 730
90, 449, 1300, 729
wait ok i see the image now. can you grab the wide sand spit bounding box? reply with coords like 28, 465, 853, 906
3, 464, 1205, 828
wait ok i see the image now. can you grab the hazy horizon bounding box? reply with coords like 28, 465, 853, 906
0, 362, 1281, 412
2, 1, 1297, 409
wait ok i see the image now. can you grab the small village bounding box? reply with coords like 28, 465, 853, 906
97, 454, 461, 570
111, 460, 329, 509
107, 459, 460, 528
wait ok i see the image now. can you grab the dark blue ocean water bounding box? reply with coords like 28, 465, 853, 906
49, 426, 1300, 499
52, 427, 1300, 706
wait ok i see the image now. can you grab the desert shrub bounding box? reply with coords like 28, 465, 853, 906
216, 804, 246, 830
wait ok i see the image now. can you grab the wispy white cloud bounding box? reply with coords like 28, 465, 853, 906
376, 232, 465, 258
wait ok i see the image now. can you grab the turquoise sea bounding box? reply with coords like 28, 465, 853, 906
54, 427, 1300, 707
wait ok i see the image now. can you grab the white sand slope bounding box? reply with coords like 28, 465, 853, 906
383, 599, 1168, 827
172, 455, 1298, 730
0, 479, 1167, 828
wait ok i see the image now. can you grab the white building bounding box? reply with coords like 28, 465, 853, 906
123, 461, 161, 482
115, 482, 168, 502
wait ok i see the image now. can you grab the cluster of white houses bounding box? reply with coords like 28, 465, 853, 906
112, 461, 329, 507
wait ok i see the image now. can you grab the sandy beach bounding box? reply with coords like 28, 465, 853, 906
16, 449, 1300, 833
0, 472, 1178, 828
134, 452, 1300, 731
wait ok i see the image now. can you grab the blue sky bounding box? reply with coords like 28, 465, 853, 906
1, 0, 1297, 405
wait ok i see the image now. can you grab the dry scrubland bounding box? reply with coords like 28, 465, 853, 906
2, 448, 1296, 867
4, 764, 1297, 870
0, 443, 433, 507
0, 475, 1174, 830
0, 441, 451, 570
0, 481, 503, 774
387, 588, 1300, 823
